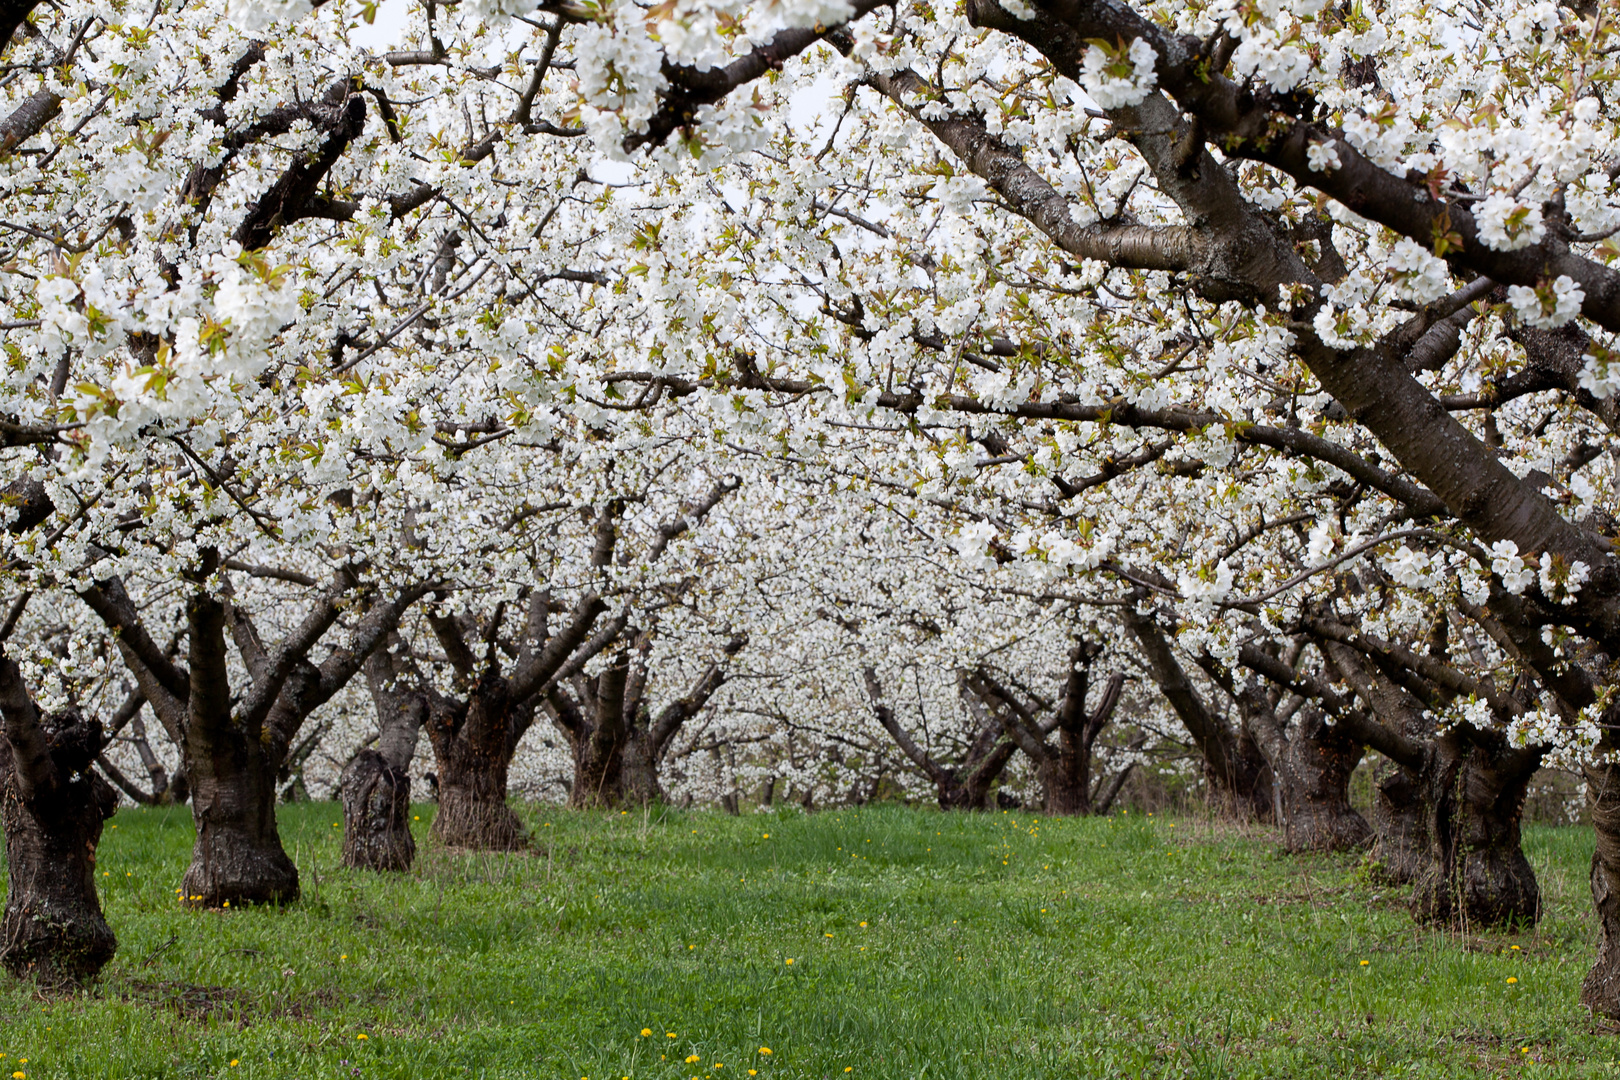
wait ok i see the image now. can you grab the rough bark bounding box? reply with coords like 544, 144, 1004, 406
0, 661, 118, 983
342, 643, 426, 871
1582, 758, 1620, 1018
1236, 684, 1370, 853
339, 750, 414, 872
1411, 731, 1541, 928
1368, 764, 1429, 885
179, 591, 300, 907
426, 680, 529, 850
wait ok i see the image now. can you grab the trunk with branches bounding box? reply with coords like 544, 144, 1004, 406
963, 642, 1133, 815
1124, 604, 1273, 820
0, 657, 118, 983
423, 573, 619, 847
550, 632, 743, 808
865, 668, 1016, 810
79, 558, 429, 907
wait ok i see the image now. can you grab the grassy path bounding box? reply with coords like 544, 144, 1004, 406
0, 803, 1613, 1078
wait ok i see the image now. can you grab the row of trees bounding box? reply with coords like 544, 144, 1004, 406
0, 0, 1616, 1020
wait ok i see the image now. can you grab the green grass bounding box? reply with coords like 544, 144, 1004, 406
0, 802, 1615, 1078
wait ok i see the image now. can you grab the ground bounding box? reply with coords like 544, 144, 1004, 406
0, 802, 1614, 1078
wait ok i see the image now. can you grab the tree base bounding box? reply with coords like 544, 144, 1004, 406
1412, 846, 1540, 928
1, 705, 120, 984
1, 773, 118, 984
1284, 804, 1371, 854
431, 789, 527, 850
340, 750, 415, 872
181, 827, 299, 908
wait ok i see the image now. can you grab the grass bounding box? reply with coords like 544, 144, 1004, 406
0, 802, 1615, 1079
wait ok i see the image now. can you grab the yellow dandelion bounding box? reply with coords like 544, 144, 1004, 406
759, 1047, 772, 1055
1359, 960, 1369, 966
667, 1032, 678, 1038
785, 958, 794, 964
859, 921, 867, 928
686, 1055, 701, 1064
230, 1061, 239, 1067
1507, 977, 1519, 984
357, 1034, 368, 1040
749, 1072, 758, 1077
641, 1028, 652, 1037
762, 834, 770, 839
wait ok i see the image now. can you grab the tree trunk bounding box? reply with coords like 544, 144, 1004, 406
1582, 758, 1620, 1019
1367, 763, 1429, 885
619, 729, 663, 805
1411, 732, 1539, 927
1279, 716, 1370, 853
426, 683, 527, 850
181, 724, 299, 906
1236, 685, 1368, 853
339, 750, 414, 872
342, 645, 425, 871
1126, 606, 1273, 820
0, 705, 118, 984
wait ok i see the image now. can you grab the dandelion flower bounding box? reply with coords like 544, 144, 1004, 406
859, 922, 867, 928
759, 1047, 772, 1055
667, 1032, 677, 1038
230, 1061, 239, 1067
686, 1055, 701, 1064
357, 1034, 368, 1040
1359, 960, 1369, 966
1507, 977, 1519, 984
785, 958, 794, 964
641, 1029, 652, 1037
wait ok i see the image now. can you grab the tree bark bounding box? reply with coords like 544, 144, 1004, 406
1231, 679, 1370, 853
0, 688, 118, 984
179, 592, 299, 907
1411, 732, 1541, 927
1368, 763, 1429, 885
340, 750, 414, 872
1124, 605, 1273, 819
426, 680, 529, 850
342, 643, 426, 871
1582, 758, 1620, 1018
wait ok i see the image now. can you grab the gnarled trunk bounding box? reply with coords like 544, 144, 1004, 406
427, 682, 527, 850
340, 750, 414, 872
342, 643, 425, 871
1368, 764, 1429, 884
1256, 707, 1370, 854
1411, 732, 1539, 927
1582, 758, 1620, 1019
0, 703, 118, 983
